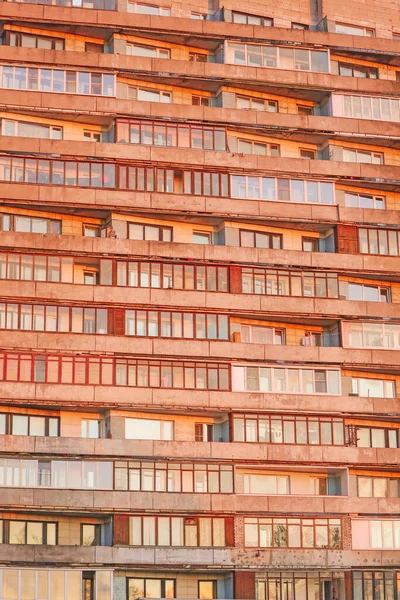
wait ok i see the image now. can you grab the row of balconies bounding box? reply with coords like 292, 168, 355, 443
1, 2, 399, 57
2, 281, 399, 321
1, 331, 399, 366
2, 384, 398, 415
0, 436, 399, 465
1, 487, 399, 514
1, 138, 399, 191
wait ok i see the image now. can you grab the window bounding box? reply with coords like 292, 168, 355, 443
300, 149, 316, 159
357, 476, 399, 498
241, 267, 339, 298
199, 581, 217, 600
369, 521, 400, 549
0, 352, 230, 390
8, 521, 57, 545
338, 63, 378, 78
190, 12, 206, 19
5, 413, 58, 437
85, 42, 103, 53
346, 282, 390, 302
0, 458, 113, 489
0, 66, 115, 96
0, 213, 61, 234
191, 231, 211, 245
242, 472, 289, 494
128, 2, 171, 15
125, 310, 229, 341
335, 23, 375, 36
240, 325, 285, 345
127, 44, 170, 58
192, 95, 210, 106
81, 420, 101, 438
340, 94, 400, 122
0, 156, 116, 189
241, 366, 340, 394
244, 517, 341, 548
359, 228, 400, 255
125, 417, 174, 440
356, 426, 398, 449
84, 272, 97, 285
128, 87, 172, 103
231, 175, 334, 204
342, 148, 384, 164
195, 423, 214, 442
236, 96, 277, 112
81, 524, 100, 546
297, 105, 313, 115
83, 225, 101, 237
116, 118, 226, 151
240, 229, 282, 249
232, 12, 273, 26
82, 572, 95, 600
189, 52, 208, 63
302, 237, 319, 252
353, 572, 399, 600
115, 461, 233, 492
0, 302, 108, 335
344, 191, 385, 209
343, 322, 400, 349
228, 43, 330, 73
5, 31, 65, 50
83, 131, 101, 142
116, 260, 228, 292
1, 119, 63, 140
310, 476, 327, 495
351, 377, 395, 399
233, 414, 345, 445
129, 515, 226, 546
119, 165, 174, 192
292, 23, 309, 29
183, 171, 229, 197
128, 222, 172, 242
258, 572, 345, 600
128, 578, 175, 600
238, 139, 280, 156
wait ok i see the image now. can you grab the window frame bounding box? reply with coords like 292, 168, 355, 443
241, 267, 339, 298
232, 413, 345, 446
358, 227, 400, 256
232, 11, 273, 26
116, 118, 227, 151
3, 30, 65, 50
128, 221, 173, 242
244, 516, 341, 548
237, 138, 280, 157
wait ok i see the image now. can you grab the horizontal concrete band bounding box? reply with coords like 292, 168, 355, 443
1, 488, 399, 515
1, 385, 397, 416
0, 545, 397, 569
0, 436, 398, 466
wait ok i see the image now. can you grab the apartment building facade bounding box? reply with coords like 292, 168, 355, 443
0, 0, 399, 597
